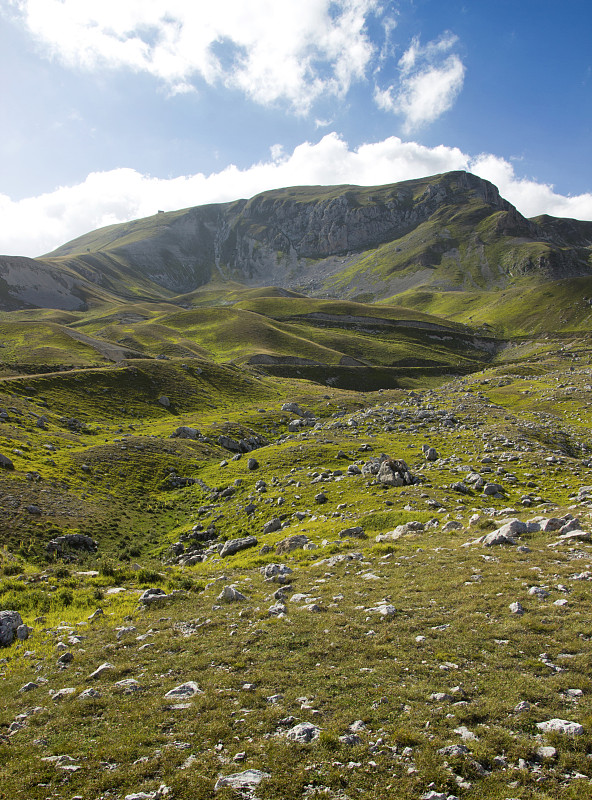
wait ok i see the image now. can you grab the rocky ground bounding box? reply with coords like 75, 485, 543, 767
2, 346, 592, 798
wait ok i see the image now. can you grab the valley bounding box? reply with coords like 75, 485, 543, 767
1, 172, 592, 799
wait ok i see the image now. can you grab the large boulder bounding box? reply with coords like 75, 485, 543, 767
0, 453, 14, 470
276, 535, 310, 555
220, 536, 258, 558
0, 610, 24, 647
170, 426, 200, 439
377, 459, 414, 487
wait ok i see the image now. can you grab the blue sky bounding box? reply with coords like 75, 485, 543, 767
0, 0, 591, 256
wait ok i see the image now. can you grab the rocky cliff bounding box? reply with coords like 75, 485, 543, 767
1, 170, 591, 309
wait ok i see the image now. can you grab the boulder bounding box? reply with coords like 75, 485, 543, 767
220, 536, 258, 558
170, 426, 199, 439
422, 445, 439, 461
214, 770, 270, 792
276, 535, 310, 555
217, 435, 242, 452
263, 518, 282, 535
536, 719, 584, 736
217, 585, 249, 602
46, 533, 98, 557
0, 610, 24, 647
0, 453, 14, 470
338, 526, 367, 539
377, 458, 414, 487
285, 722, 321, 742
139, 587, 168, 604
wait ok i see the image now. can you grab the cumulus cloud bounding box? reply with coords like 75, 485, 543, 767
375, 33, 465, 130
1, 133, 590, 258
8, 0, 379, 114
470, 154, 592, 220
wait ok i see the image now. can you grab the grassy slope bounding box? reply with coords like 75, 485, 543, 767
2, 346, 592, 798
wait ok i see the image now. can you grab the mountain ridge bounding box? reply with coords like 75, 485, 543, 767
0, 171, 591, 323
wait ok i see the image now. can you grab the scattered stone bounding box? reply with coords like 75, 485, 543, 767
338, 526, 367, 539
220, 536, 258, 558
139, 587, 169, 604
438, 744, 470, 756
0, 453, 14, 469
314, 492, 328, 504
339, 733, 362, 746
124, 784, 171, 800
263, 518, 282, 534
217, 585, 249, 602
509, 602, 525, 615
87, 662, 115, 680
247, 457, 259, 470
115, 679, 142, 693
214, 770, 270, 792
261, 563, 292, 581
285, 722, 321, 743
52, 687, 76, 701
276, 535, 310, 555
454, 725, 478, 740
537, 746, 557, 760
536, 719, 584, 736
170, 426, 199, 439
164, 682, 202, 699
78, 688, 101, 700
157, 396, 170, 407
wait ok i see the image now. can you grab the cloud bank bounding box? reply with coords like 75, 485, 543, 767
8, 0, 464, 128
10, 0, 379, 114
1, 133, 591, 257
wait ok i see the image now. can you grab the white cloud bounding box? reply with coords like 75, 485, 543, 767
375, 32, 465, 130
470, 153, 592, 220
2, 133, 590, 259
8, 0, 380, 114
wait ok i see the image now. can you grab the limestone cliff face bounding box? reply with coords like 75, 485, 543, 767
2, 170, 591, 309
216, 171, 514, 282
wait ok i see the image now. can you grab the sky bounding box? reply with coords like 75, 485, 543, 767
0, 0, 591, 257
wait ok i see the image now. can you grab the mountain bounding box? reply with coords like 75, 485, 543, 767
2, 171, 591, 313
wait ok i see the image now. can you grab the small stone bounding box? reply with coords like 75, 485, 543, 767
536, 718, 584, 736
509, 601, 524, 615
214, 769, 270, 792
164, 681, 202, 699
217, 585, 249, 602
87, 662, 115, 680
285, 722, 321, 743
